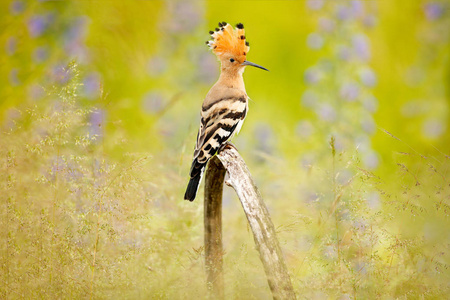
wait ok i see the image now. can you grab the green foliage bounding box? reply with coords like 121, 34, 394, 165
278, 140, 450, 298
2, 67, 448, 297
0, 65, 206, 298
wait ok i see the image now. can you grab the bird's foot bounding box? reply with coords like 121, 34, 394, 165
219, 141, 237, 153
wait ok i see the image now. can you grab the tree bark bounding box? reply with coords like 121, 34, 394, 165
204, 156, 226, 299
204, 144, 296, 300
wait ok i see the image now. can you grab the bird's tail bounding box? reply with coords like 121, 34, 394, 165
184, 173, 202, 201
184, 160, 206, 201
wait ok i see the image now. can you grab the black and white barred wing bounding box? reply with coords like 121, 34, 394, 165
184, 96, 247, 201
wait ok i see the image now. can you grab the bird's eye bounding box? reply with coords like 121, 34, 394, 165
230, 58, 235, 63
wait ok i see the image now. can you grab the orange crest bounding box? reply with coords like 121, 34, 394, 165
206, 22, 250, 62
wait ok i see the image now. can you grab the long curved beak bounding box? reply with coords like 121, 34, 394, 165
242, 60, 269, 71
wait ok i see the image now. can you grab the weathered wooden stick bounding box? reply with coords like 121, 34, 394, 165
204, 156, 226, 299
205, 144, 296, 300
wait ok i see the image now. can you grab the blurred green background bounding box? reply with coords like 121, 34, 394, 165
1, 0, 449, 299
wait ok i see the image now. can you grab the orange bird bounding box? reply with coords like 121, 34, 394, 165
184, 22, 268, 201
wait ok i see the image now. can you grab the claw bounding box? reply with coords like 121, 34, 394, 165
219, 141, 237, 153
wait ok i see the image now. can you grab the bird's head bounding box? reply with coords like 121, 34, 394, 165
206, 22, 268, 74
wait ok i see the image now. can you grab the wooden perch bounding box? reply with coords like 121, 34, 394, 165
204, 144, 296, 300
204, 156, 226, 299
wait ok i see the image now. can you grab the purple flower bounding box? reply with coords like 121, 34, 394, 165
65, 16, 89, 41
359, 67, 377, 87
28, 84, 45, 101
363, 15, 377, 28
317, 103, 336, 122
352, 34, 371, 61
296, 120, 314, 138
82, 72, 101, 99
254, 122, 273, 153
49, 156, 65, 180
6, 37, 17, 56
323, 245, 337, 259
301, 90, 318, 108
9, 68, 20, 86
353, 261, 368, 275
27, 15, 47, 38
197, 54, 218, 84
363, 151, 379, 169
331, 134, 345, 151
63, 17, 89, 61
354, 135, 372, 152
4, 108, 21, 130
89, 109, 105, 138
142, 92, 165, 113
307, 33, 324, 50
65, 41, 89, 63
52, 100, 63, 114
51, 65, 71, 84
361, 116, 376, 134
339, 294, 351, 300
350, 0, 364, 18
366, 191, 380, 210
362, 95, 378, 112
319, 17, 335, 33
306, 0, 324, 11
300, 153, 316, 169
147, 56, 167, 77
424, 2, 444, 21
340, 81, 360, 101
304, 67, 322, 84
166, 2, 202, 33
423, 119, 445, 138
9, 1, 24, 15
336, 4, 352, 21
336, 45, 351, 61
337, 169, 353, 185
32, 46, 48, 63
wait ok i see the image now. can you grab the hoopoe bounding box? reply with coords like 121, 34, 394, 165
184, 22, 268, 201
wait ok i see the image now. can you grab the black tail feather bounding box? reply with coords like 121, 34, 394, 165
184, 173, 202, 201
185, 158, 206, 201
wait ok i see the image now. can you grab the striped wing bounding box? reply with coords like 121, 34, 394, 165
189, 96, 247, 177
